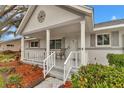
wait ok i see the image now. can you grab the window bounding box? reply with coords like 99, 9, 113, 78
96, 34, 110, 46
6, 44, 14, 47
30, 41, 39, 48
50, 39, 61, 49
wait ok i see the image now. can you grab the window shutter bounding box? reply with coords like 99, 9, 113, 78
111, 31, 119, 47
90, 34, 96, 47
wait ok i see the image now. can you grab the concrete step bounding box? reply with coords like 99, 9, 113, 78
49, 68, 64, 80
35, 77, 63, 88
49, 66, 78, 81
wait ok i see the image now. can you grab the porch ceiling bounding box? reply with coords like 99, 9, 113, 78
22, 17, 81, 36
25, 23, 81, 39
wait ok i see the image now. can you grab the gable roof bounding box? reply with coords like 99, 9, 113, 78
95, 19, 124, 28
94, 19, 124, 31
16, 5, 93, 35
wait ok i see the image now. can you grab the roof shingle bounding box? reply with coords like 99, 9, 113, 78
95, 19, 124, 28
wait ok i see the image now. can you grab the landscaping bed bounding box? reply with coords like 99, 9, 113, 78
60, 53, 124, 88
0, 50, 18, 63
0, 51, 44, 88
69, 64, 124, 88
0, 61, 44, 88
59, 81, 73, 88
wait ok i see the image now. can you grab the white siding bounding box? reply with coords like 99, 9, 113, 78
23, 6, 80, 34
87, 49, 123, 65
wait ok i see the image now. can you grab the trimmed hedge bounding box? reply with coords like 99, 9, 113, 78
71, 64, 124, 88
107, 54, 124, 67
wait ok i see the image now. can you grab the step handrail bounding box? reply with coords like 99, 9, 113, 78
43, 51, 56, 78
64, 51, 77, 83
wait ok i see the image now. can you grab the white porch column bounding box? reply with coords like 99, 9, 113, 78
80, 19, 86, 66
46, 30, 50, 56
21, 36, 24, 61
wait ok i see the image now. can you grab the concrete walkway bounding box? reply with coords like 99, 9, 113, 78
34, 77, 63, 88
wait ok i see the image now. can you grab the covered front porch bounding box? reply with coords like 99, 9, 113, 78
22, 20, 87, 63
21, 19, 87, 81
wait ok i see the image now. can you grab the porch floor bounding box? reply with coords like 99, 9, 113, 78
55, 59, 65, 69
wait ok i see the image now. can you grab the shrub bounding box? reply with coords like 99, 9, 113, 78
0, 75, 5, 88
7, 74, 22, 85
71, 64, 124, 88
107, 53, 124, 67
0, 67, 10, 73
0, 53, 15, 63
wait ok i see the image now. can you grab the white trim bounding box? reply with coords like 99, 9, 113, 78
80, 20, 86, 66
21, 17, 81, 35
67, 5, 93, 16
95, 33, 111, 47
94, 24, 124, 31
16, 6, 36, 34
17, 5, 93, 35
46, 30, 50, 56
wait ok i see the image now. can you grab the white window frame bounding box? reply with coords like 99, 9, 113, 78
29, 40, 40, 48
96, 33, 111, 47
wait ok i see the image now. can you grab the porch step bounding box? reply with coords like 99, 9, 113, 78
49, 66, 78, 81
49, 67, 64, 80
34, 77, 63, 88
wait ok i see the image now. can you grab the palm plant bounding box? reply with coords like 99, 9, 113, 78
0, 5, 28, 39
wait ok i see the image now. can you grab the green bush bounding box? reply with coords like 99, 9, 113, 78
0, 53, 15, 63
0, 75, 5, 88
0, 67, 10, 73
107, 53, 124, 67
71, 64, 124, 88
7, 74, 22, 85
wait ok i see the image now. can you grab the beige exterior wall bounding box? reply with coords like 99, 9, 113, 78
0, 40, 21, 52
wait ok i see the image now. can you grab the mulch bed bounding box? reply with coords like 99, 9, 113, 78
59, 81, 73, 88
14, 63, 44, 88
0, 59, 44, 88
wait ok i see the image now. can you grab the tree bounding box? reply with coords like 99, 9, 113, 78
0, 5, 28, 36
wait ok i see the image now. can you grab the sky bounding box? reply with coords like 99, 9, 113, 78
93, 5, 124, 24
1, 5, 124, 40
0, 26, 21, 41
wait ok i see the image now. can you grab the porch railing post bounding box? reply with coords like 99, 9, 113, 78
80, 19, 87, 66
46, 30, 50, 57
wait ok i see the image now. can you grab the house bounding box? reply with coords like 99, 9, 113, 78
0, 38, 21, 52
89, 19, 124, 65
16, 5, 124, 83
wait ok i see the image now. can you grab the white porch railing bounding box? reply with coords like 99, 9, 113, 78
24, 50, 46, 61
43, 51, 56, 78
64, 51, 88, 83
24, 50, 54, 65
